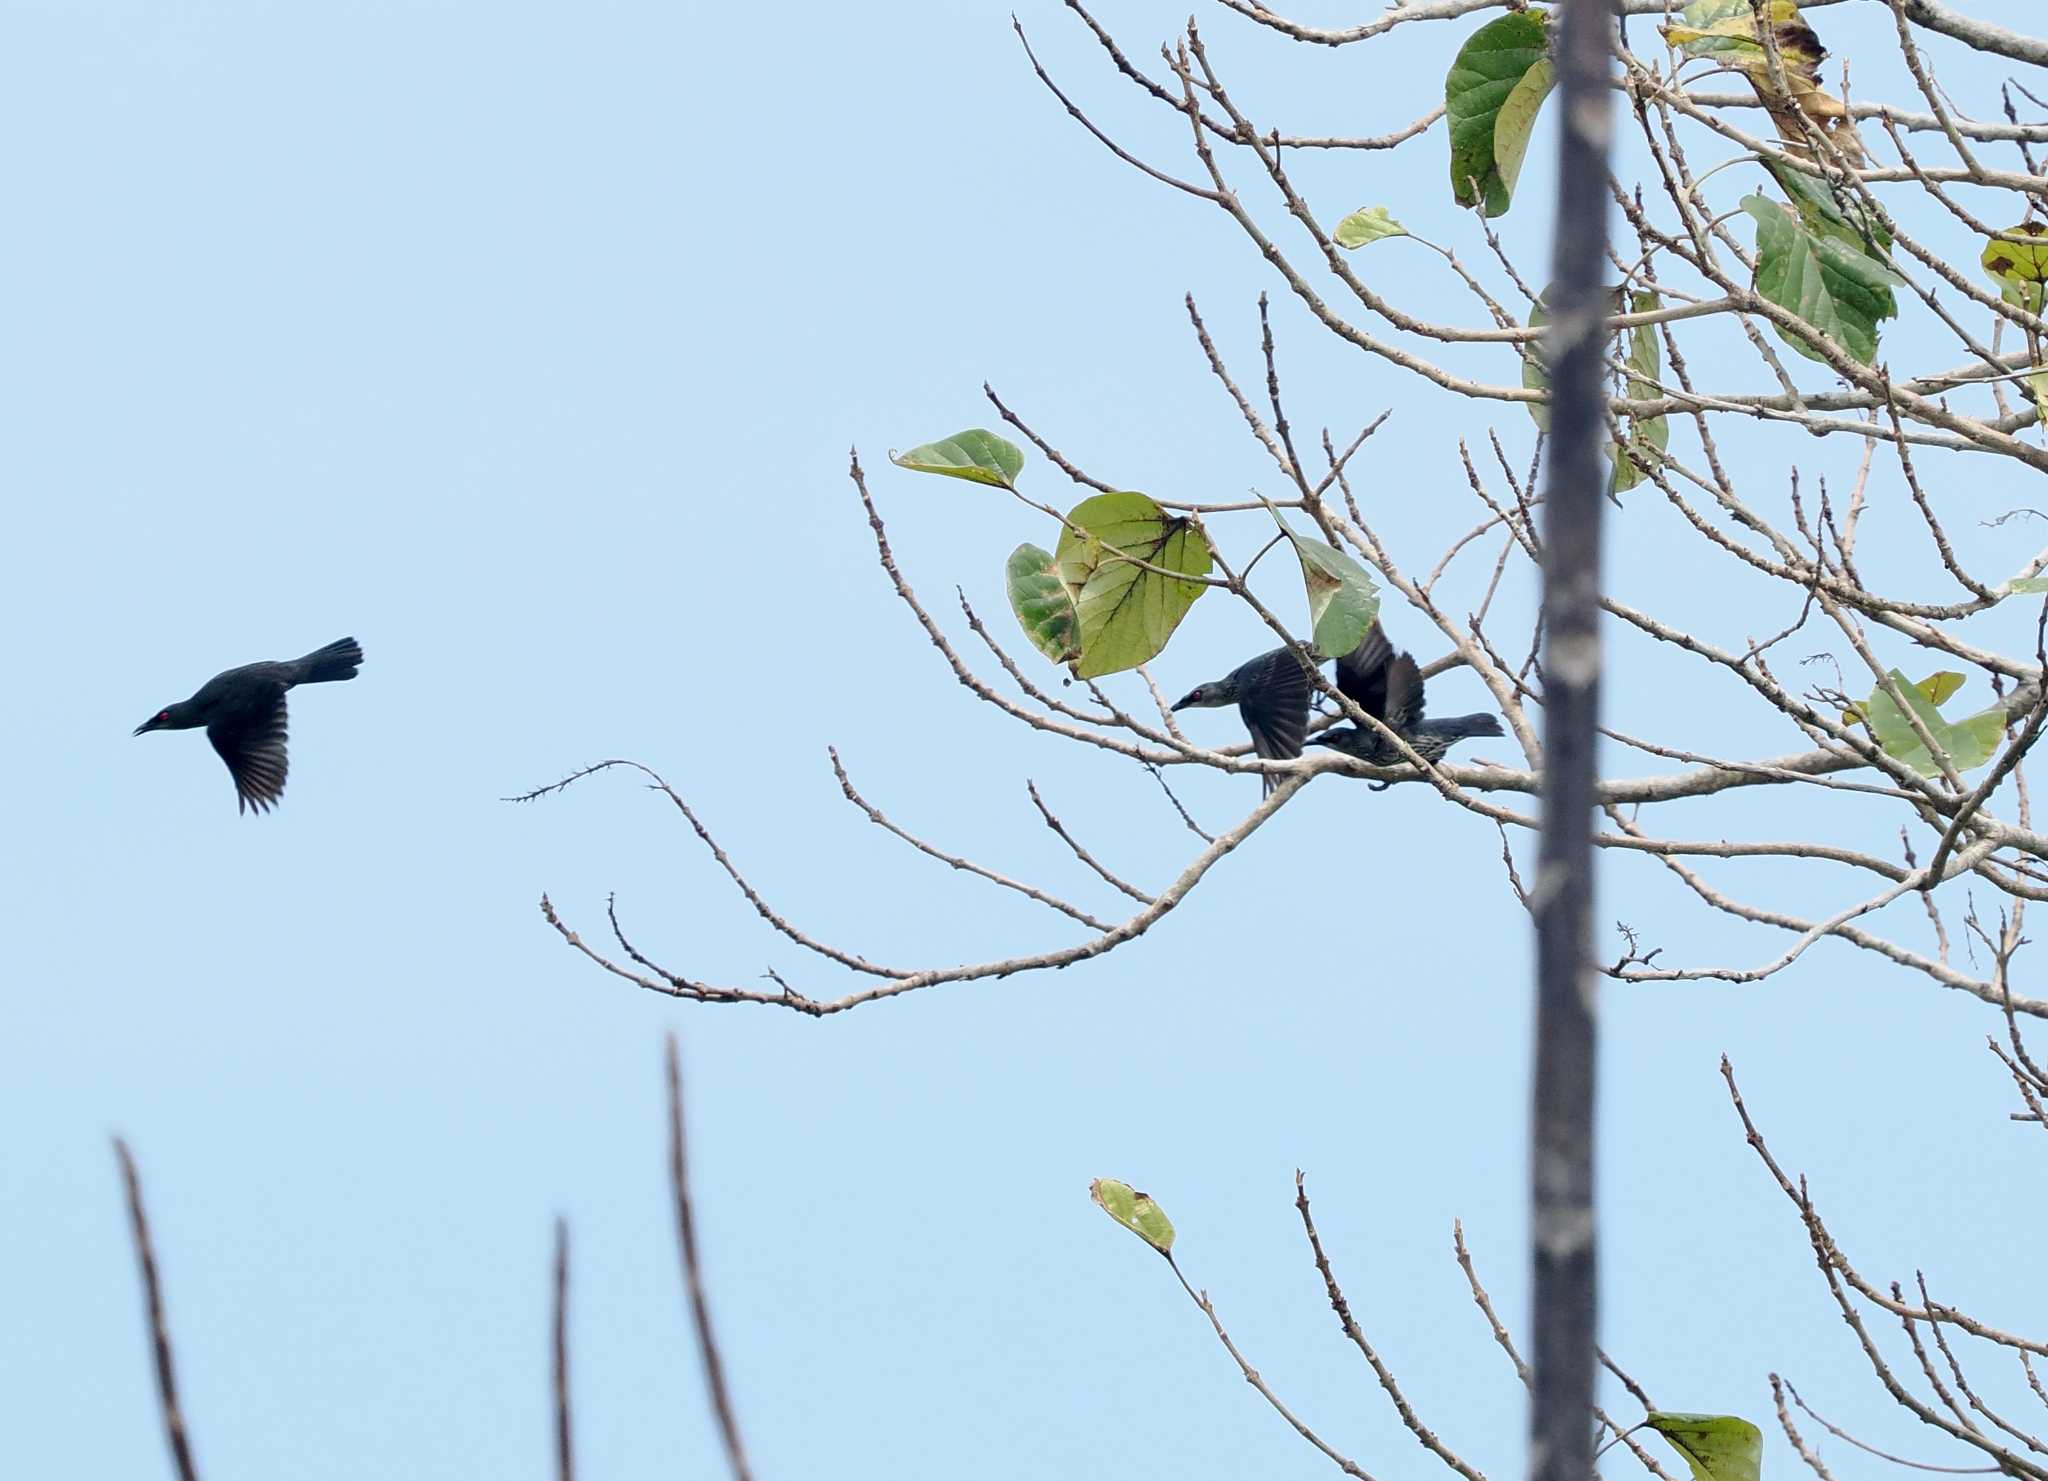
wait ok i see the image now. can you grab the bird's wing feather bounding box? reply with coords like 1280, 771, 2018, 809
1384, 654, 1425, 733
1239, 648, 1312, 796
1334, 622, 1392, 716
208, 691, 290, 814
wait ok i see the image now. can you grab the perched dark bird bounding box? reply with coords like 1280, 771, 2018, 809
1312, 633, 1500, 772
1171, 645, 1313, 796
134, 637, 364, 813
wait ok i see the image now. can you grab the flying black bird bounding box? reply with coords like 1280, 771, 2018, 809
1171, 644, 1313, 797
134, 637, 364, 813
1312, 634, 1500, 771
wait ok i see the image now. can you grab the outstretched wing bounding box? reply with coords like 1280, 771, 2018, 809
1383, 654, 1426, 735
1334, 622, 1393, 718
208, 692, 290, 814
1237, 647, 1312, 796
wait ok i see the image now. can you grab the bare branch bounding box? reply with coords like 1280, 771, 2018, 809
666, 1037, 754, 1481
113, 1138, 201, 1481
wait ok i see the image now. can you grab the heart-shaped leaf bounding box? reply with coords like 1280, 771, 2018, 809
890, 428, 1025, 490
1445, 11, 1551, 217
1053, 492, 1213, 679
1645, 1413, 1762, 1481
1334, 205, 1409, 249
1005, 543, 1081, 668
1090, 1178, 1175, 1255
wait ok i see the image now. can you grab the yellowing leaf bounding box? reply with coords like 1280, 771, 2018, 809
1492, 57, 1555, 203
1982, 222, 2048, 314
1662, 0, 1860, 157
1053, 493, 1212, 679
1090, 1178, 1176, 1255
1334, 205, 1408, 249
1661, 0, 1823, 84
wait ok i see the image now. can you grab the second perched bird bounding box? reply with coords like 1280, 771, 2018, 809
1312, 634, 1501, 770
1171, 645, 1313, 797
134, 637, 364, 814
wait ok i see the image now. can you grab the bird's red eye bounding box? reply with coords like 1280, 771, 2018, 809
158, 710, 169, 720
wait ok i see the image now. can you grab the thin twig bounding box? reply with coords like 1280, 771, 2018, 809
113, 1139, 200, 1481
553, 1218, 574, 1481
666, 1036, 754, 1481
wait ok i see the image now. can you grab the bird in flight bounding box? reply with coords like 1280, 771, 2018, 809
1170, 642, 1320, 797
134, 637, 364, 813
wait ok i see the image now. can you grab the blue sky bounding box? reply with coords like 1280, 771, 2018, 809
5, 2, 2046, 1477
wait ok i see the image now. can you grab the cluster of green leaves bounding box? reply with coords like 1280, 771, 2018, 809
1843, 670, 2008, 776
892, 430, 1212, 679
894, 428, 1379, 680
1088, 1182, 1764, 1480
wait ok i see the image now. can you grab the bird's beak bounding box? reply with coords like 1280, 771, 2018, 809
133, 717, 160, 736
1170, 695, 1194, 712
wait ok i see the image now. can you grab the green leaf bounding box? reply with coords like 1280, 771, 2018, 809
890, 428, 1025, 490
1053, 492, 1213, 679
1765, 160, 1891, 257
1611, 290, 1670, 494
1283, 529, 1381, 659
1840, 670, 1961, 725
1522, 296, 1553, 432
1446, 11, 1551, 217
2006, 575, 2048, 596
1645, 1413, 1763, 1481
1982, 221, 2048, 314
1611, 411, 1670, 493
1090, 1178, 1175, 1255
1742, 193, 1903, 365
1005, 543, 1081, 668
1858, 668, 2004, 775
1334, 205, 1409, 249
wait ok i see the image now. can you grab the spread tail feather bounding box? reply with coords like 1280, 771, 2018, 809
294, 636, 363, 684
1422, 713, 1501, 741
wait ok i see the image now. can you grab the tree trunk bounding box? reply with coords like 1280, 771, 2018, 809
1531, 0, 1614, 1477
